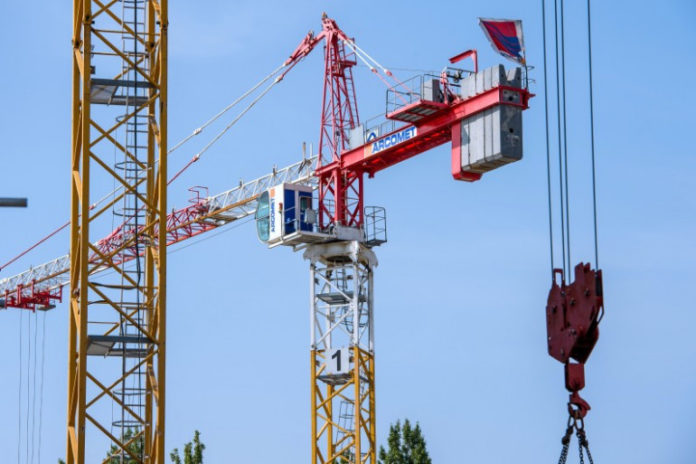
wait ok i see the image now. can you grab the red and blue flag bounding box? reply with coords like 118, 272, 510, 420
479, 18, 525, 64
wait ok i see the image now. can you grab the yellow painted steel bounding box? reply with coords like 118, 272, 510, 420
67, 1, 167, 462
311, 347, 376, 463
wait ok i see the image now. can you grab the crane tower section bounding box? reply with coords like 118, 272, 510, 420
306, 242, 376, 464
68, 1, 167, 463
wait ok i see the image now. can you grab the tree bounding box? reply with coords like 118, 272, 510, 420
378, 419, 432, 464
338, 451, 355, 463
59, 429, 205, 464
105, 428, 145, 463
170, 430, 205, 464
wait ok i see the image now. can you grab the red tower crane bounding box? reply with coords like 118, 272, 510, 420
252, 14, 533, 463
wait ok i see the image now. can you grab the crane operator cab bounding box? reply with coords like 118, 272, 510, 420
255, 183, 325, 248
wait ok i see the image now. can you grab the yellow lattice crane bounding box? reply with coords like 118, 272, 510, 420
68, 1, 167, 462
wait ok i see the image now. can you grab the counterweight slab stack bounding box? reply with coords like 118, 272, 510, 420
68, 1, 168, 462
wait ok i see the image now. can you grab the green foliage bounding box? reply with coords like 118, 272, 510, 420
338, 451, 355, 463
59, 429, 206, 464
105, 428, 145, 464
170, 430, 205, 464
378, 419, 432, 464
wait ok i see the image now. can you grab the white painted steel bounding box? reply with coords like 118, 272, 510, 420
305, 240, 376, 356
0, 156, 318, 306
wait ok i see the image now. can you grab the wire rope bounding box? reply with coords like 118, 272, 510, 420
559, 0, 572, 276
37, 312, 46, 464
168, 62, 287, 154
30, 310, 38, 464
586, 0, 600, 268
0, 62, 291, 277
541, 0, 556, 276
17, 310, 23, 464
189, 75, 285, 162
553, 0, 568, 276
25, 313, 31, 464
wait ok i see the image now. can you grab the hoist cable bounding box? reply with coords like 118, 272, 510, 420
587, 0, 600, 268
541, 0, 556, 276
553, 0, 567, 276
17, 311, 23, 464
25, 314, 31, 464
30, 310, 38, 464
559, 0, 572, 276
37, 312, 46, 464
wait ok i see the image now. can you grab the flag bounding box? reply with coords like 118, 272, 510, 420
479, 18, 525, 64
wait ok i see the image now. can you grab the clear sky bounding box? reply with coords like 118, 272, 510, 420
1, 0, 694, 462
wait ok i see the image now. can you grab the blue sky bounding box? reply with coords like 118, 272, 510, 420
1, 0, 695, 462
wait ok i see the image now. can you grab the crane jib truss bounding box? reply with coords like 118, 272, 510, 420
0, 156, 317, 311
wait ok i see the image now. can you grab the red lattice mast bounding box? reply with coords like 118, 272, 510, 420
316, 15, 362, 229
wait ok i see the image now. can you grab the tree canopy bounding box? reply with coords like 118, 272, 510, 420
378, 419, 432, 464
58, 429, 205, 464
170, 430, 205, 464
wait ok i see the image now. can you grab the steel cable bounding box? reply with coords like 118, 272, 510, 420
30, 310, 38, 464
553, 0, 568, 276
17, 311, 23, 464
559, 0, 572, 275
37, 312, 46, 464
167, 62, 287, 154
541, 0, 556, 275
586, 0, 600, 268
25, 314, 30, 464
0, 63, 291, 276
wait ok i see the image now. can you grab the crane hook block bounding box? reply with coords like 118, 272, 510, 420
546, 263, 603, 366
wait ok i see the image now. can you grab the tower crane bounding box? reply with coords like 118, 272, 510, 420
2, 12, 531, 464
251, 14, 532, 464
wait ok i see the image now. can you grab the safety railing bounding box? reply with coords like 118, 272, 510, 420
386, 74, 436, 115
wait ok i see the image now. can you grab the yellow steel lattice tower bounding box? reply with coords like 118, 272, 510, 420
67, 0, 167, 462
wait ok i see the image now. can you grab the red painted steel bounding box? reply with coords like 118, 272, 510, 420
449, 49, 478, 73
317, 85, 531, 181
281, 15, 362, 228
4, 193, 217, 310
4, 19, 533, 308
546, 263, 604, 418
3, 283, 63, 311
283, 19, 531, 230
